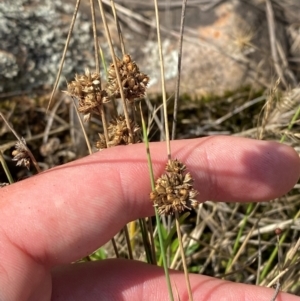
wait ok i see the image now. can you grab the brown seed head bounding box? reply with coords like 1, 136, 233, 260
96, 115, 141, 150
150, 159, 199, 216
67, 69, 108, 121
123, 54, 131, 64
165, 159, 186, 174
12, 137, 31, 170
107, 54, 149, 103
127, 62, 135, 72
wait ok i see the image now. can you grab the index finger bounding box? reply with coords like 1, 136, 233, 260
0, 136, 299, 267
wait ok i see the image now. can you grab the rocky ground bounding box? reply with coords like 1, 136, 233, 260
0, 0, 299, 97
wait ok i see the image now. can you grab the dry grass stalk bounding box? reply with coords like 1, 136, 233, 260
153, 0, 171, 160
90, 0, 100, 73
172, 0, 187, 140
47, 0, 82, 111
257, 78, 280, 140
266, 0, 288, 88
109, 0, 126, 55
70, 97, 93, 155
97, 0, 133, 142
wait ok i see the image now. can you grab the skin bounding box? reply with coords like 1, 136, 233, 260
0, 136, 299, 301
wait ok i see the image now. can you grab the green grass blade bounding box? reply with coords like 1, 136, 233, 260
280, 105, 300, 143
259, 209, 300, 282
0, 151, 14, 184
158, 212, 190, 266
225, 202, 254, 273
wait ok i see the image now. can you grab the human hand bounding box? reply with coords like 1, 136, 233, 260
0, 136, 299, 301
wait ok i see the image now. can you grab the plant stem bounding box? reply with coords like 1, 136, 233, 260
172, 0, 187, 140
141, 106, 174, 301
0, 151, 14, 184
153, 0, 171, 161
175, 212, 193, 301
97, 0, 133, 143
90, 0, 100, 73
48, 0, 81, 110
98, 106, 110, 148
123, 224, 134, 259
110, 0, 126, 55
225, 202, 254, 273
71, 98, 93, 154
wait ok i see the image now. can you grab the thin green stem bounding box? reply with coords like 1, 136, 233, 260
138, 218, 155, 264
0, 151, 14, 184
259, 210, 300, 282
280, 105, 300, 143
141, 106, 174, 301
225, 203, 254, 273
